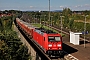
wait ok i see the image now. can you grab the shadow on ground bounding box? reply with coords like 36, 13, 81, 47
50, 43, 78, 59
80, 40, 90, 45
63, 43, 78, 54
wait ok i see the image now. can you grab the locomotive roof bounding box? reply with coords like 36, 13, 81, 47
35, 27, 57, 34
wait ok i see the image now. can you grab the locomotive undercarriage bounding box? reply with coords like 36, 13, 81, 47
46, 50, 63, 57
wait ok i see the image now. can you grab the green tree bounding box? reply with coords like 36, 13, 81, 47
0, 16, 31, 60
63, 16, 69, 28
62, 8, 72, 16
69, 18, 74, 30
0, 18, 4, 32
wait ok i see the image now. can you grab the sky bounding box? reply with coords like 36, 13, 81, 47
0, 0, 90, 11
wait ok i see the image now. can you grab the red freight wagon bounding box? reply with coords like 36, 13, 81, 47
16, 18, 34, 38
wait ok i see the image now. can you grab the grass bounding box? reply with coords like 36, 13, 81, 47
31, 23, 65, 36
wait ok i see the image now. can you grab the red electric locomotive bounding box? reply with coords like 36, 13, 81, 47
16, 18, 63, 56
33, 28, 62, 56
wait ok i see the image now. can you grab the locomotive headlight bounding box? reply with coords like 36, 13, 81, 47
57, 44, 61, 47
48, 44, 52, 47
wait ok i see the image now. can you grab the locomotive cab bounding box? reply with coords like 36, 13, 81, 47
46, 35, 62, 56
33, 27, 63, 56
48, 36, 62, 50
43, 30, 63, 56
47, 35, 62, 56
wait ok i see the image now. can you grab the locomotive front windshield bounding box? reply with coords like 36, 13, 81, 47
48, 36, 61, 42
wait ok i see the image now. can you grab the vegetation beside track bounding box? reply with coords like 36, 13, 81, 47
24, 8, 90, 40
32, 23, 59, 33
31, 23, 65, 36
0, 15, 31, 60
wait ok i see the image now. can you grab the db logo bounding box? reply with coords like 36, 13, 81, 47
54, 45, 56, 47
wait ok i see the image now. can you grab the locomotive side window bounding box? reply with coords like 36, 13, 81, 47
48, 36, 60, 42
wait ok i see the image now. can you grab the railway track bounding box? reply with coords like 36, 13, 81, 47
47, 25, 90, 42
